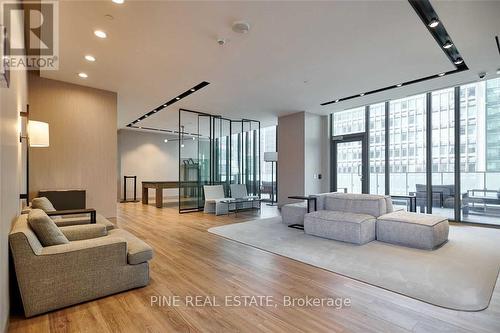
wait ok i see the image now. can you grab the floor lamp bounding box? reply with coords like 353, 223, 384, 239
20, 107, 50, 201
264, 152, 278, 206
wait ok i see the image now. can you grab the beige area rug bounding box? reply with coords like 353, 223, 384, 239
208, 217, 500, 311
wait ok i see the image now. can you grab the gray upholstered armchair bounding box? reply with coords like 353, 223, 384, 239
9, 212, 152, 317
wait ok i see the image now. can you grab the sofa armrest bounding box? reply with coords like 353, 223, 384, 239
59, 224, 107, 241
40, 236, 127, 256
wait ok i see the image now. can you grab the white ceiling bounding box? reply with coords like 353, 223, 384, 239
42, 0, 500, 132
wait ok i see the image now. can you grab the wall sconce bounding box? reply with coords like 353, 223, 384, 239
19, 106, 50, 200
27, 120, 50, 147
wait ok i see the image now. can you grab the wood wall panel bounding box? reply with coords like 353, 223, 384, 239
28, 74, 117, 217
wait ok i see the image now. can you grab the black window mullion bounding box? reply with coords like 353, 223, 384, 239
426, 92, 432, 214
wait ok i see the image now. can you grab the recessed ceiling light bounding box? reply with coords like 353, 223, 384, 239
164, 139, 168, 143
396, 83, 403, 87
163, 104, 167, 107
428, 19, 439, 28
112, 0, 124, 4
181, 144, 185, 148
176, 97, 180, 100
139, 126, 142, 129
192, 137, 195, 141
360, 93, 365, 96
94, 30, 107, 39
78, 72, 88, 78
454, 58, 464, 65
84, 55, 96, 62
443, 41, 453, 49
335, 99, 340, 103
190, 88, 195, 92
438, 72, 445, 77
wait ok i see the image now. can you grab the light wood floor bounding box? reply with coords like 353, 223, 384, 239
9, 202, 500, 333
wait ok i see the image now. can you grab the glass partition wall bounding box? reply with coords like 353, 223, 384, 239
330, 77, 500, 226
179, 109, 260, 213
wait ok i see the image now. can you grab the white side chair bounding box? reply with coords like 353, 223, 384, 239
203, 185, 233, 215
230, 184, 260, 209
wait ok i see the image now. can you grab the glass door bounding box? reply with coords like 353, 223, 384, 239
332, 135, 368, 194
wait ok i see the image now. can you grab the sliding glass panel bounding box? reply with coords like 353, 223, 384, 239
332, 107, 365, 136
230, 121, 242, 184
430, 88, 455, 219
461, 78, 500, 225
260, 126, 277, 201
389, 94, 427, 211
369, 103, 385, 195
179, 110, 204, 212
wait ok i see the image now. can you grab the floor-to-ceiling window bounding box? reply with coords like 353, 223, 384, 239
260, 126, 277, 200
430, 88, 455, 219
369, 103, 385, 195
389, 94, 427, 211
332, 107, 365, 193
460, 78, 500, 225
330, 77, 500, 226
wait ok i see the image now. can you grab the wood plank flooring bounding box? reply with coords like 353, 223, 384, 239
8, 203, 500, 332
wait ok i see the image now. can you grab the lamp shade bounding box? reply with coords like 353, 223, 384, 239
264, 151, 278, 162
28, 121, 50, 147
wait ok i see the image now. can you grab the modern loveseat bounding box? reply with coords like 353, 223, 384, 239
9, 209, 153, 317
283, 192, 449, 249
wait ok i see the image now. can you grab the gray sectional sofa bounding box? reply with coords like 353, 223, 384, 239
282, 192, 449, 250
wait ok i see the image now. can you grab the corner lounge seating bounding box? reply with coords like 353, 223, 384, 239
304, 193, 393, 245
9, 210, 153, 317
203, 185, 234, 215
283, 192, 449, 249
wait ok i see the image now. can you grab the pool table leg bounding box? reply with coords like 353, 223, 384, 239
155, 187, 163, 208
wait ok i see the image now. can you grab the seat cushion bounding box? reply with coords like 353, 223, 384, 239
281, 202, 307, 226
108, 229, 153, 264
304, 210, 376, 245
31, 197, 56, 212
376, 211, 449, 250
28, 209, 69, 246
324, 193, 390, 217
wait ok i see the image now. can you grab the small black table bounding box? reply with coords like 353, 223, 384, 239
390, 195, 416, 212
288, 195, 317, 213
287, 196, 318, 230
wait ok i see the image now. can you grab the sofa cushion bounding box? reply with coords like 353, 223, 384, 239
304, 210, 376, 245
376, 210, 449, 250
108, 229, 153, 264
28, 209, 69, 246
324, 193, 389, 217
31, 197, 56, 212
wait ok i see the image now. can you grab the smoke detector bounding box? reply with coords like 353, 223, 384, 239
217, 38, 226, 46
232, 21, 250, 34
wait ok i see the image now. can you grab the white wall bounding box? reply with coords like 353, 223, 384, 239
304, 113, 330, 195
0, 1, 28, 330
277, 112, 329, 206
118, 129, 196, 199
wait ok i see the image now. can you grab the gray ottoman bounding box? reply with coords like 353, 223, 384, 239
376, 210, 449, 250
281, 202, 307, 226
304, 210, 376, 245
